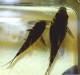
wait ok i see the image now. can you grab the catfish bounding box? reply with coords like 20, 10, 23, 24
44, 7, 74, 75
5, 20, 46, 67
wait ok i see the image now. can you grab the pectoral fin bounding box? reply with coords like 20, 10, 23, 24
67, 27, 74, 38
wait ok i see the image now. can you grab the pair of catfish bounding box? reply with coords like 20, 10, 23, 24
4, 7, 74, 75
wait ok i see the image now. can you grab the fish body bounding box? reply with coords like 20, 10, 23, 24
5, 20, 46, 66
16, 20, 46, 56
44, 7, 69, 75
50, 7, 69, 64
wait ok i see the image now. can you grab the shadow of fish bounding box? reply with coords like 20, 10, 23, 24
44, 7, 74, 75
4, 20, 46, 68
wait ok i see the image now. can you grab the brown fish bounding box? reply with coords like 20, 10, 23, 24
44, 7, 74, 75
5, 20, 46, 67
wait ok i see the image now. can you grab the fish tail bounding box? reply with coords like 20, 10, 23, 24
44, 46, 59, 75
2, 56, 16, 69
44, 62, 52, 75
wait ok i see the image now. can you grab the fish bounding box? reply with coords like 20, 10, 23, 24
4, 20, 46, 67
50, 6, 68, 67
44, 7, 74, 75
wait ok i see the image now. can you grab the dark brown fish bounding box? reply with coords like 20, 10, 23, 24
44, 7, 74, 75
5, 20, 46, 67
50, 7, 68, 65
